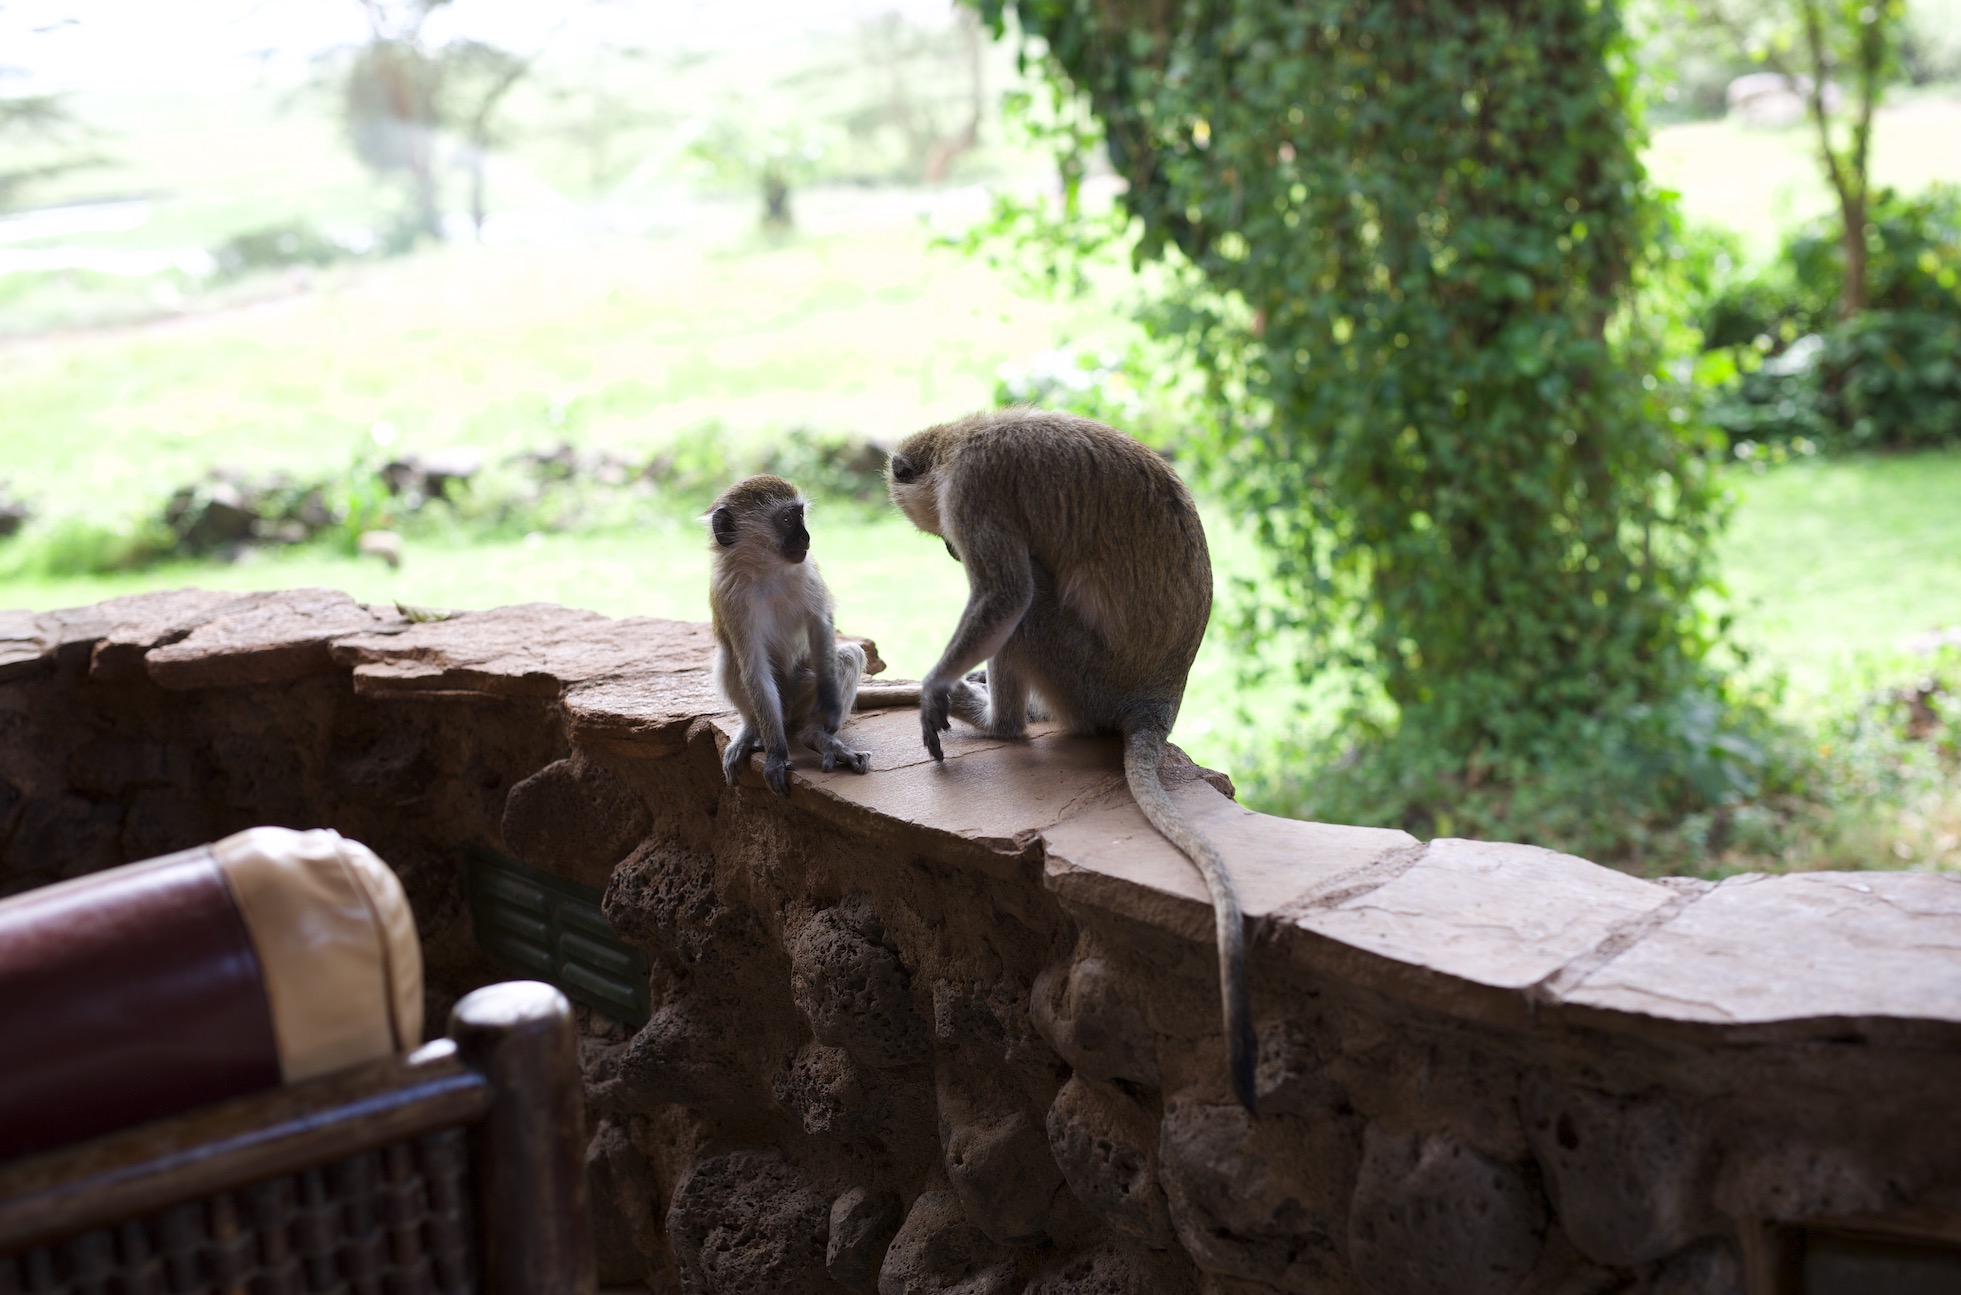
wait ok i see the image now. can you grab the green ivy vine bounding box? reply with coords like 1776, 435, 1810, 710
973, 0, 1756, 846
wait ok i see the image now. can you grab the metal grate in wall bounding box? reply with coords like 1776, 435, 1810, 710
462, 845, 651, 1030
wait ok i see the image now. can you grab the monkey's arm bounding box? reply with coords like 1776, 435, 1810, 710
734, 636, 795, 797
920, 530, 1033, 759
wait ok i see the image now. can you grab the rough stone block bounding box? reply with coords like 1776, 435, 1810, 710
585, 1118, 666, 1287
120, 788, 215, 863
66, 736, 195, 797
1520, 1078, 1708, 1267
792, 894, 929, 1068
878, 1189, 1022, 1295
1046, 1076, 1174, 1248
1031, 945, 1160, 1089
1347, 1124, 1544, 1295
1023, 1239, 1201, 1295
1158, 1099, 1358, 1292
3, 794, 123, 879
828, 1186, 904, 1292
589, 997, 763, 1116
665, 1148, 831, 1295
1250, 1017, 1353, 1122
501, 754, 651, 889
603, 838, 720, 962
1712, 1135, 1894, 1223
776, 1040, 880, 1141
937, 1059, 1066, 1247
1648, 1239, 1741, 1295
0, 776, 21, 843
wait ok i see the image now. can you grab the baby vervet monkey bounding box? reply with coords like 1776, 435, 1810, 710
885, 408, 1256, 1112
706, 475, 871, 797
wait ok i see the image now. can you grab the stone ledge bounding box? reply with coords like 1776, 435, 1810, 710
9, 586, 1961, 1050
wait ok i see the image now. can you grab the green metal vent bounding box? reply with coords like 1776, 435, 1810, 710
462, 846, 651, 1030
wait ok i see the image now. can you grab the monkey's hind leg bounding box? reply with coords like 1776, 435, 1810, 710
721, 722, 763, 787
806, 642, 871, 774
977, 646, 1035, 739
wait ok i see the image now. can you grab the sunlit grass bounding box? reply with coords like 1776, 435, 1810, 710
1718, 450, 1961, 709
0, 217, 1130, 524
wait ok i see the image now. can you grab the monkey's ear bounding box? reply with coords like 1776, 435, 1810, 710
710, 506, 739, 547
889, 454, 918, 484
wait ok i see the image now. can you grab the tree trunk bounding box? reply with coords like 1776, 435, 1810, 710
1838, 187, 1868, 317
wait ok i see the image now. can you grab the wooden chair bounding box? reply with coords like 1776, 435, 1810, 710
0, 831, 594, 1295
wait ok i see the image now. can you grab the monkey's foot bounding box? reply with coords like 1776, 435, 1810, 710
722, 733, 761, 787
820, 742, 871, 775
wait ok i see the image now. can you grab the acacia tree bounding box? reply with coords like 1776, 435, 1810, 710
1696, 0, 1904, 316
341, 0, 565, 241
976, 0, 1738, 847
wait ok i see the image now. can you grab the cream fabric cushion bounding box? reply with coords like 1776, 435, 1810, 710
211, 827, 424, 1082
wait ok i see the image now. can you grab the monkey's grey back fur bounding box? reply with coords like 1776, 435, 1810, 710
894, 407, 1211, 734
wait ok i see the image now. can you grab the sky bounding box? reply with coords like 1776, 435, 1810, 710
1, 0, 960, 92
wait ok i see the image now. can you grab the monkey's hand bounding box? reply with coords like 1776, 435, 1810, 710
763, 746, 793, 798
920, 680, 953, 761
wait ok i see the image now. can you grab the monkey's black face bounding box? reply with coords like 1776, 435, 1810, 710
777, 505, 810, 563
888, 453, 919, 484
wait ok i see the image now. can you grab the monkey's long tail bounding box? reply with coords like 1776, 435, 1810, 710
1123, 726, 1256, 1114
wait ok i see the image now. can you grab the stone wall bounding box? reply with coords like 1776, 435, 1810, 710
4, 588, 1961, 1295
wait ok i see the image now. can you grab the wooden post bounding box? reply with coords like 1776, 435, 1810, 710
449, 981, 594, 1295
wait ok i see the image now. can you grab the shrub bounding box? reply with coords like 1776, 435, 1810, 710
1705, 186, 1961, 452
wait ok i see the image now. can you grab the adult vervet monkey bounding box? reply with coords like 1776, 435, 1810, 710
707, 475, 871, 797
885, 408, 1255, 1112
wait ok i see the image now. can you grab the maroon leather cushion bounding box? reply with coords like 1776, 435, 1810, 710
0, 848, 282, 1161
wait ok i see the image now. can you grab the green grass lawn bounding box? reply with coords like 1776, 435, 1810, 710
0, 220, 1124, 525
1718, 451, 1961, 708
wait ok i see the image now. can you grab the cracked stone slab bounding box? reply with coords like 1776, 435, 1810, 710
85, 589, 265, 682
1286, 839, 1675, 1020
0, 610, 51, 683
1043, 777, 1416, 946
144, 588, 403, 690
768, 718, 1130, 877
566, 634, 884, 757
567, 671, 730, 757
330, 603, 713, 700
1561, 870, 1961, 1033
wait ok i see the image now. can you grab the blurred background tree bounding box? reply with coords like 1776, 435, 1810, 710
1689, 0, 1904, 315
0, 11, 98, 211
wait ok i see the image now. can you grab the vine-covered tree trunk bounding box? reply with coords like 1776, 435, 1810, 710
980, 0, 1724, 811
